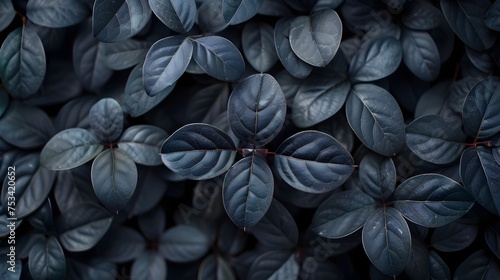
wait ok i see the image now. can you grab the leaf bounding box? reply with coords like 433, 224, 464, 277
248, 251, 299, 280
402, 0, 442, 30
159, 224, 210, 262
485, 222, 500, 259
348, 36, 402, 83
394, 174, 474, 227
94, 226, 146, 262
192, 36, 245, 82
0, 102, 55, 149
414, 80, 452, 118
359, 153, 396, 201
289, 9, 342, 67
400, 29, 440, 81
242, 21, 278, 73
58, 202, 113, 252
486, 0, 500, 31
197, 0, 228, 33
0, 254, 21, 279
143, 36, 192, 96
257, 0, 293, 17
274, 17, 313, 79
41, 129, 103, 170
345, 83, 405, 156
91, 148, 138, 212
124, 63, 175, 117
131, 251, 167, 280
0, 0, 15, 32
102, 39, 149, 70
362, 207, 411, 277
462, 76, 500, 140
198, 254, 236, 280
26, 0, 88, 28
184, 83, 230, 124
66, 259, 116, 280
460, 146, 500, 216
160, 123, 236, 180
138, 206, 166, 241
274, 131, 355, 193
149, 0, 196, 33
92, 0, 151, 42
227, 73, 286, 146
223, 154, 273, 229
54, 168, 99, 212
28, 199, 53, 232
223, 0, 264, 25
89, 98, 124, 143
429, 250, 450, 280
431, 221, 478, 252
29, 237, 66, 280
312, 190, 376, 238
292, 76, 350, 128
454, 250, 500, 279
54, 96, 97, 131
0, 26, 46, 98
406, 115, 467, 164
118, 125, 167, 166
440, 0, 496, 51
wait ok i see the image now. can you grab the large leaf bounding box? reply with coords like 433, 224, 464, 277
401, 0, 442, 30
192, 36, 245, 82
26, 0, 88, 28
248, 251, 299, 280
274, 131, 355, 193
406, 115, 467, 164
131, 251, 167, 280
227, 73, 286, 146
222, 154, 273, 229
149, 0, 196, 33
118, 125, 167, 166
0, 26, 46, 98
41, 128, 103, 170
29, 237, 66, 280
288, 9, 341, 68
54, 96, 96, 131
486, 0, 500, 31
89, 98, 123, 143
0, 0, 14, 32
160, 123, 237, 180
143, 36, 192, 96
91, 148, 137, 212
462, 76, 500, 140
460, 146, 500, 215
92, 0, 151, 42
454, 250, 500, 279
394, 174, 474, 227
359, 153, 396, 201
348, 36, 402, 83
440, 0, 496, 51
431, 221, 478, 252
345, 83, 405, 156
242, 21, 278, 73
274, 17, 313, 79
312, 190, 377, 238
102, 39, 149, 70
222, 0, 264, 25
362, 207, 411, 277
400, 29, 440, 81
159, 224, 210, 263
58, 202, 113, 252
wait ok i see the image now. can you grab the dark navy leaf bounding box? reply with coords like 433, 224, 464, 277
345, 84, 405, 156
102, 39, 149, 70
131, 251, 167, 280
91, 148, 138, 212
248, 251, 299, 280
348, 36, 402, 82
93, 0, 151, 42
0, 27, 46, 98
404, 238, 430, 280
223, 154, 273, 229
198, 254, 236, 280
58, 202, 113, 252
149, 0, 196, 33
28, 199, 53, 232
66, 259, 116, 280
274, 17, 313, 79
138, 206, 165, 241
275, 131, 355, 193
41, 128, 103, 170
394, 174, 474, 227
160, 123, 237, 180
429, 250, 450, 280
312, 190, 376, 238
242, 21, 278, 73
289, 9, 342, 67
118, 125, 167, 166
406, 115, 466, 164
440, 0, 496, 51
362, 207, 411, 277
53, 94, 95, 130
402, 0, 442, 30
227, 73, 286, 146
143, 36, 192, 96
454, 250, 500, 279
401, 29, 440, 81
193, 36, 245, 82
223, 0, 264, 25
0, 87, 7, 118
216, 220, 248, 255
359, 153, 396, 201
27, 0, 88, 28
197, 0, 228, 33
185, 83, 230, 124
0, 0, 14, 32
485, 222, 500, 259
486, 0, 500, 31
460, 146, 500, 215
89, 98, 124, 143
29, 237, 66, 280
94, 226, 146, 262
431, 221, 478, 252
159, 224, 210, 262
0, 255, 21, 279
54, 168, 99, 212
414, 81, 451, 118
462, 76, 500, 140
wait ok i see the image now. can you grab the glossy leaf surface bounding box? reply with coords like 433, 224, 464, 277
359, 153, 396, 201
454, 250, 500, 279
102, 39, 149, 70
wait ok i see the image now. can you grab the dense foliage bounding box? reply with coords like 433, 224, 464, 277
1, 0, 500, 279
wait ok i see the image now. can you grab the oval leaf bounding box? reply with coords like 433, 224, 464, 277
160, 123, 237, 180
197, 0, 228, 34
362, 207, 411, 277
29, 237, 66, 280
198, 254, 236, 280
346, 83, 405, 156
89, 98, 124, 143
223, 154, 273, 229
359, 153, 396, 201
400, 29, 440, 81
454, 250, 500, 279
131, 251, 167, 280
118, 125, 167, 166
228, 73, 286, 146
486, 0, 500, 31
149, 0, 196, 33
274, 131, 355, 193
91, 148, 138, 212
289, 9, 342, 67
248, 251, 299, 280
402, 0, 442, 30
0, 0, 15, 33
223, 0, 264, 25
27, 0, 88, 28
485, 222, 500, 259
102, 39, 149, 70
242, 21, 278, 73
431, 221, 478, 252
159, 224, 210, 263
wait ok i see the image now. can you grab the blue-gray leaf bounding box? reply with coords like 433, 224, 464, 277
149, 0, 196, 33
159, 224, 210, 263
223, 0, 264, 25
102, 39, 149, 70
400, 29, 440, 81
29, 237, 66, 280
89, 98, 124, 143
27, 0, 88, 28
118, 125, 167, 166
0, 0, 15, 32
359, 152, 396, 201
242, 21, 278, 73
131, 251, 167, 280
248, 251, 299, 280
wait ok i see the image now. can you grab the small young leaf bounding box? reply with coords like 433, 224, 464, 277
359, 153, 396, 201
242, 21, 278, 73
29, 237, 66, 280
149, 0, 196, 33
131, 251, 167, 280
118, 125, 167, 166
223, 0, 264, 25
248, 251, 299, 280
159, 224, 210, 263
94, 226, 146, 262
89, 98, 124, 143
27, 0, 88, 28
400, 29, 440, 81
